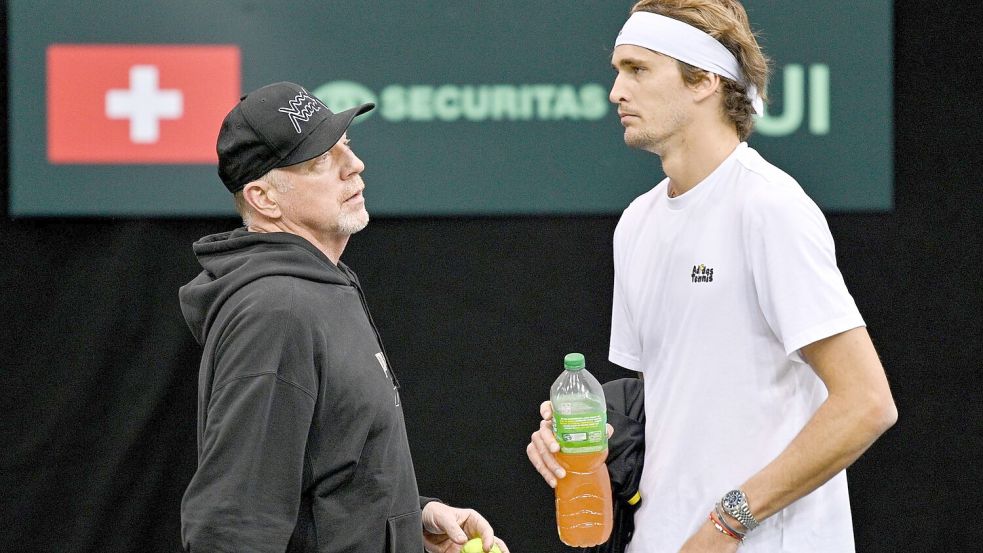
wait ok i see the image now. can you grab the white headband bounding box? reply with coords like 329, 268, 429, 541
615, 11, 763, 114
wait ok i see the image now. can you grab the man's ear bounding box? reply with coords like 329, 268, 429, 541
691, 70, 722, 104
242, 180, 282, 220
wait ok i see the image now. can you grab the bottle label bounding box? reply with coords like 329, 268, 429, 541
553, 405, 607, 454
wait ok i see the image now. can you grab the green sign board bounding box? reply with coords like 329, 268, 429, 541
8, 1, 892, 216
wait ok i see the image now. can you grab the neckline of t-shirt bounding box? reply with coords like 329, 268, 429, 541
665, 142, 748, 211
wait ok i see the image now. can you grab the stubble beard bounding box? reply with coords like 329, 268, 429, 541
624, 128, 661, 151
336, 175, 369, 236
623, 109, 686, 156
337, 208, 369, 236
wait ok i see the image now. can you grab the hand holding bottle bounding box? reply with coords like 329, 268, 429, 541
527, 398, 615, 487
527, 399, 567, 488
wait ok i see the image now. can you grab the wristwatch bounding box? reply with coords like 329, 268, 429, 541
720, 489, 760, 532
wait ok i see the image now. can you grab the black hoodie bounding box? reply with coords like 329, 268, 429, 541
179, 228, 423, 553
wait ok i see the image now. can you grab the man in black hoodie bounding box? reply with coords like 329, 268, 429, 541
179, 81, 509, 553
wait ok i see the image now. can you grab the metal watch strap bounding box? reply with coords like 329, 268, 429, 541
720, 489, 760, 532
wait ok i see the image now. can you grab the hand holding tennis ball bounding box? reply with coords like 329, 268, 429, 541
462, 537, 503, 553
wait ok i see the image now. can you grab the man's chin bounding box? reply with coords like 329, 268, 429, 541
623, 130, 648, 149
624, 130, 664, 154
338, 211, 369, 236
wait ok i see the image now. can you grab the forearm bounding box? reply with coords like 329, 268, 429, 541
740, 389, 896, 522
736, 327, 897, 525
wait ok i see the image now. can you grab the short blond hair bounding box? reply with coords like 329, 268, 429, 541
630, 0, 770, 140
232, 168, 293, 227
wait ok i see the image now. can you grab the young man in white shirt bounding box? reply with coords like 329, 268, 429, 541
527, 2, 897, 551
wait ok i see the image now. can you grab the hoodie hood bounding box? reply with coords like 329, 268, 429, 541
179, 228, 352, 345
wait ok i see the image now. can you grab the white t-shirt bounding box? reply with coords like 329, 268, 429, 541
611, 143, 864, 553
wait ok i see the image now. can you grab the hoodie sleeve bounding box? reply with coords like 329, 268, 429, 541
182, 296, 319, 553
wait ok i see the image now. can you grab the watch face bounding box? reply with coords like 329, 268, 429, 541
722, 490, 744, 510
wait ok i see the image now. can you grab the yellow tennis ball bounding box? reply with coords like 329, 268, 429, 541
462, 537, 502, 553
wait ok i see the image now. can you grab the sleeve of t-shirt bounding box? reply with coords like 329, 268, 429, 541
744, 183, 865, 362
183, 294, 318, 553
609, 217, 642, 371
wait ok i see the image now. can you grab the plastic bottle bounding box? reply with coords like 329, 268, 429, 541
551, 352, 613, 547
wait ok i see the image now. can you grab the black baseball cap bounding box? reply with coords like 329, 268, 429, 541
216, 81, 374, 193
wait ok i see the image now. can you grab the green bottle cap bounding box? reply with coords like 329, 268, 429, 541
564, 352, 586, 370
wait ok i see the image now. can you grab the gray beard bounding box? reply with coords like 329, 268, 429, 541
336, 209, 369, 235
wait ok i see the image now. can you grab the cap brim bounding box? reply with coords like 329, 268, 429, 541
276, 102, 375, 169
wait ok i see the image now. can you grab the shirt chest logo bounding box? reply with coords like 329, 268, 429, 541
691, 263, 715, 283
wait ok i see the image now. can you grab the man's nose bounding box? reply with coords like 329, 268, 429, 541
609, 74, 627, 104
351, 153, 365, 174
343, 149, 365, 177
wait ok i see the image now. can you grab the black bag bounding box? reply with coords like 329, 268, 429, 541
561, 377, 645, 553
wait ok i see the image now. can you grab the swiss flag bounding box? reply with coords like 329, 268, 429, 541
47, 45, 240, 164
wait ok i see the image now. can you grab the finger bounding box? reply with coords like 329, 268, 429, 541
526, 441, 558, 487
606, 423, 615, 438
538, 419, 560, 453
494, 537, 511, 553
530, 425, 565, 481
535, 422, 564, 476
422, 535, 446, 553
423, 534, 452, 553
539, 400, 553, 419
461, 510, 493, 547
428, 505, 469, 545
443, 512, 469, 545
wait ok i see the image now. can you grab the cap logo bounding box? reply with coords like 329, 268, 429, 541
277, 91, 325, 133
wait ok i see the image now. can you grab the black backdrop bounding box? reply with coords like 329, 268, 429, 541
2, 2, 981, 552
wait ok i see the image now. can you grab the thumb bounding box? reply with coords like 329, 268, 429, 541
445, 520, 469, 544
428, 504, 469, 543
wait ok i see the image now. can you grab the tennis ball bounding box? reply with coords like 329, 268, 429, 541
462, 537, 503, 553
